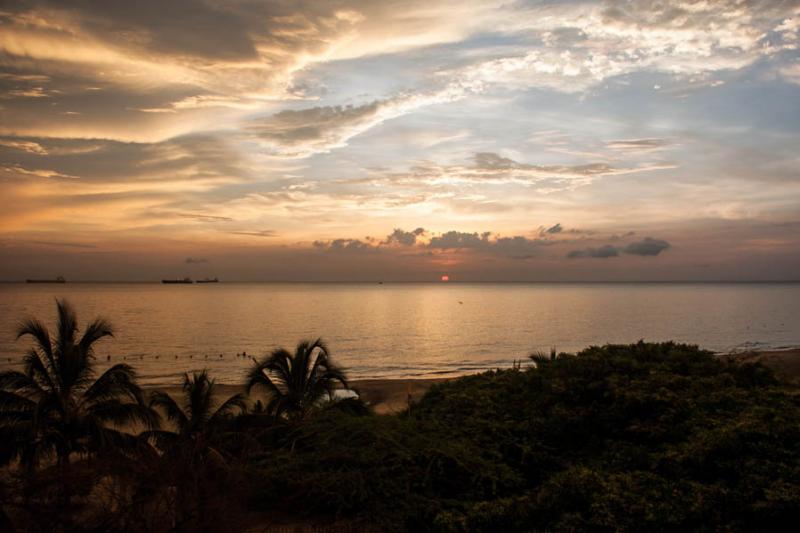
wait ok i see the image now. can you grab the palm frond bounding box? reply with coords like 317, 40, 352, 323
185, 370, 214, 427
209, 393, 247, 426
246, 363, 283, 397
55, 298, 79, 357
150, 391, 189, 432
83, 363, 143, 405
16, 317, 55, 370
79, 317, 114, 354
21, 348, 57, 393
0, 389, 37, 414
16, 318, 59, 393
89, 399, 160, 430
0, 370, 45, 398
140, 429, 180, 451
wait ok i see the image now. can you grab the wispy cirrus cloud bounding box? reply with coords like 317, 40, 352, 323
345, 152, 675, 192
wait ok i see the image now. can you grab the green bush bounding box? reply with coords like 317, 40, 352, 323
248, 342, 800, 531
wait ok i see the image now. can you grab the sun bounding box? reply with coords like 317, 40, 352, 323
440, 275, 450, 282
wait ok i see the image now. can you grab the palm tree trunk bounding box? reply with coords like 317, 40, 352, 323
57, 450, 73, 509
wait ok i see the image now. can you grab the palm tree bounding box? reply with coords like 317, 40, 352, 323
145, 370, 246, 530
529, 346, 559, 368
0, 299, 156, 472
246, 338, 348, 421
145, 370, 246, 457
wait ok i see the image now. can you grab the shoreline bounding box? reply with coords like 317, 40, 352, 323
142, 349, 800, 415
145, 377, 452, 415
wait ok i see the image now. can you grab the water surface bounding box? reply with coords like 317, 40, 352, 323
0, 282, 797, 385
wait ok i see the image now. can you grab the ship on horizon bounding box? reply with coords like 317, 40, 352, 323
161, 278, 193, 284
26, 276, 66, 284
196, 277, 219, 283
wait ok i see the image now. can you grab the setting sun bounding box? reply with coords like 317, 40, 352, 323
441, 275, 450, 282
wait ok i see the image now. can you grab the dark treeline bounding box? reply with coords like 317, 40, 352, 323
1, 300, 799, 532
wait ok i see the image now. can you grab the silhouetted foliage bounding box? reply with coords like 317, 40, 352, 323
0, 299, 155, 470
2, 337, 799, 532
143, 370, 248, 531
248, 342, 800, 531
247, 338, 348, 420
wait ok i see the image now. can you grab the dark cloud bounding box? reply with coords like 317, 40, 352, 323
567, 237, 671, 259
230, 230, 276, 237
8, 0, 259, 61
24, 240, 98, 249
313, 238, 374, 253
605, 138, 671, 152
176, 213, 234, 222
313, 229, 549, 259
185, 257, 208, 264
545, 223, 562, 234
427, 231, 547, 259
247, 101, 384, 156
383, 227, 425, 246
427, 231, 492, 249
567, 245, 620, 259
624, 237, 671, 256
473, 152, 617, 177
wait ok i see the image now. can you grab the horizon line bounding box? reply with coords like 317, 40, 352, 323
2, 279, 799, 284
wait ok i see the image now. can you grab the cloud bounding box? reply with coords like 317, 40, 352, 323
24, 240, 97, 249
247, 88, 466, 157
0, 0, 795, 146
383, 227, 426, 246
312, 228, 553, 259
313, 238, 374, 253
605, 139, 673, 152
779, 63, 800, 85
1, 164, 79, 180
176, 213, 234, 223
350, 152, 675, 193
623, 237, 671, 256
567, 237, 671, 259
0, 139, 48, 154
427, 230, 548, 259
428, 231, 492, 249
545, 223, 563, 234
185, 257, 208, 264
230, 230, 276, 238
567, 245, 620, 259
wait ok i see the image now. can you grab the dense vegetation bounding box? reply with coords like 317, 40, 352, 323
1, 301, 799, 531
250, 342, 800, 532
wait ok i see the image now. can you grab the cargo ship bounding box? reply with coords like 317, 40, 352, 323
161, 278, 193, 284
196, 277, 219, 283
26, 276, 66, 284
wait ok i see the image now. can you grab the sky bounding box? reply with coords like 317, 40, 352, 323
1, 0, 799, 281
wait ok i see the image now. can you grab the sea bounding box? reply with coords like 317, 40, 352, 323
0, 282, 798, 386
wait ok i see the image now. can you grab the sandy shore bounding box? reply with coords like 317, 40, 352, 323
725, 348, 800, 383
143, 348, 800, 416
148, 377, 451, 415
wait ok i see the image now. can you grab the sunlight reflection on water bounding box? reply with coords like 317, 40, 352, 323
0, 282, 798, 385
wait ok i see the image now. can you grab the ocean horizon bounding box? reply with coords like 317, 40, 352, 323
1, 282, 798, 387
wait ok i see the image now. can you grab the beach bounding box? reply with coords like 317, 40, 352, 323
151, 377, 450, 416
726, 348, 800, 383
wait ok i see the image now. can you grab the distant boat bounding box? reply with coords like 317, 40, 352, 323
26, 276, 66, 284
162, 278, 193, 284
196, 278, 220, 283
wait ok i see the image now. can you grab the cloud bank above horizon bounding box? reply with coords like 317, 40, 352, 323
1, 0, 799, 281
